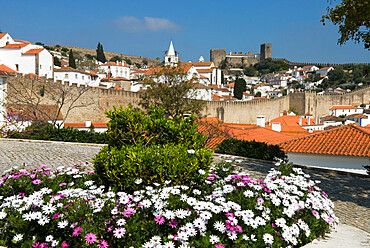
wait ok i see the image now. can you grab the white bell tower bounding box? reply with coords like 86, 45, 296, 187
165, 41, 178, 67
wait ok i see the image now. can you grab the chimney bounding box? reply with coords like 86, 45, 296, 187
299, 116, 302, 126
256, 115, 265, 127
85, 121, 91, 127
272, 123, 281, 132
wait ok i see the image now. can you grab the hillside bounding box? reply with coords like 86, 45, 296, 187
62, 46, 159, 66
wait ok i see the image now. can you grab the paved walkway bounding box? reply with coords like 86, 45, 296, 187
1, 139, 369, 246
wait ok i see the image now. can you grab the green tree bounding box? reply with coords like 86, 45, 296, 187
68, 50, 76, 69
321, 0, 370, 49
243, 66, 257, 76
221, 71, 225, 84
124, 57, 132, 65
53, 57, 61, 67
109, 55, 122, 62
139, 67, 205, 119
254, 91, 262, 97
142, 59, 148, 66
96, 42, 107, 63
233, 78, 247, 99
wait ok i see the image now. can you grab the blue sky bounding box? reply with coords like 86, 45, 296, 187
1, 0, 369, 63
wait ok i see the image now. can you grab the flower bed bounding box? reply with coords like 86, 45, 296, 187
0, 162, 338, 247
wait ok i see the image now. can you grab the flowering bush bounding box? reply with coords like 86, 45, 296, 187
0, 162, 338, 247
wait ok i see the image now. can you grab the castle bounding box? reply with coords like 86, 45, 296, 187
210, 43, 272, 68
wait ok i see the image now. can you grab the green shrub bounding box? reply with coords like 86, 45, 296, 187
215, 138, 288, 162
93, 144, 213, 192
106, 105, 206, 149
8, 121, 109, 144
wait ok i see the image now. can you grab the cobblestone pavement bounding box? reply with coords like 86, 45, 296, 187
1, 139, 369, 236
0, 139, 104, 174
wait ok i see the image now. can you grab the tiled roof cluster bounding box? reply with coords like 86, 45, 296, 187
279, 124, 370, 157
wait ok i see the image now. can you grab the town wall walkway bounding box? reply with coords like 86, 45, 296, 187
1, 139, 369, 242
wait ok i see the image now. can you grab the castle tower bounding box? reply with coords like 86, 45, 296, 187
165, 41, 178, 67
210, 49, 226, 68
260, 43, 272, 60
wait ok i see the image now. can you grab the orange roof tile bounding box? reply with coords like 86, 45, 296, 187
196, 68, 214, 73
199, 117, 223, 123
330, 105, 356, 110
182, 62, 213, 67
279, 124, 370, 157
100, 62, 129, 67
0, 33, 8, 39
269, 115, 320, 127
64, 123, 107, 128
197, 121, 231, 149
13, 39, 33, 44
145, 66, 193, 75
22, 48, 44, 55
0, 64, 18, 73
2, 43, 29, 48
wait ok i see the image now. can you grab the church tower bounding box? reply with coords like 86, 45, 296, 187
165, 41, 178, 67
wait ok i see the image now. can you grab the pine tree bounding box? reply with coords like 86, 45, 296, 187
233, 78, 247, 100
69, 49, 76, 69
96, 42, 107, 63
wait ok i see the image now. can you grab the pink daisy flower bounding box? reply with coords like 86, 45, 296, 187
98, 239, 109, 248
85, 233, 97, 244
72, 227, 83, 236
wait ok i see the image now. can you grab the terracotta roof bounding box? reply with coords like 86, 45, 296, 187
22, 73, 40, 79
199, 117, 223, 123
219, 123, 306, 145
269, 115, 320, 127
212, 94, 222, 100
197, 121, 231, 149
100, 62, 129, 67
346, 114, 368, 119
13, 39, 33, 44
225, 82, 235, 88
0, 33, 7, 39
145, 66, 193, 75
131, 70, 148, 74
330, 105, 356, 110
318, 67, 332, 70
279, 124, 370, 157
101, 77, 130, 82
182, 62, 213, 67
64, 123, 107, 128
196, 68, 214, 73
54, 67, 96, 76
243, 92, 253, 96
320, 116, 345, 122
0, 64, 18, 73
22, 48, 44, 55
2, 43, 29, 48
193, 83, 212, 89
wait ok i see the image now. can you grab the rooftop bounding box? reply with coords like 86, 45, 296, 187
279, 124, 370, 157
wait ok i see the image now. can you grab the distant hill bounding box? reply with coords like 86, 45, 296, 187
62, 46, 159, 66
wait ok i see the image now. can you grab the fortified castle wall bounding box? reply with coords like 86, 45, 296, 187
5, 76, 370, 124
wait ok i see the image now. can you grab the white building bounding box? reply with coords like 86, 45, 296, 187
316, 67, 334, 76
164, 41, 178, 67
0, 33, 53, 78
329, 105, 363, 117
100, 61, 131, 79
54, 67, 100, 87
183, 60, 222, 85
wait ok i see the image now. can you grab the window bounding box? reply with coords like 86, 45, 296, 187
15, 64, 19, 71
65, 74, 68, 79
75, 74, 78, 79
40, 65, 42, 69
82, 76, 84, 80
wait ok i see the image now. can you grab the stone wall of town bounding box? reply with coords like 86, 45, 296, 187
5, 76, 370, 124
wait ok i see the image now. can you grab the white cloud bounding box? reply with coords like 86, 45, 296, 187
115, 16, 182, 33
